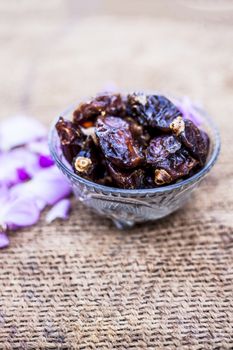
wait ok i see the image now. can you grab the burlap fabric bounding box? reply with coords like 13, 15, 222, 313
0, 1, 233, 349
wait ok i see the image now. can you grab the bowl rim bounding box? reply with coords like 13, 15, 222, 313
49, 100, 221, 195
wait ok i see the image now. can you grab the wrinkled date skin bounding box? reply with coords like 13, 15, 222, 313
55, 117, 86, 163
154, 149, 198, 185
96, 116, 144, 169
146, 135, 182, 165
146, 135, 198, 185
73, 136, 109, 184
126, 116, 151, 147
73, 93, 126, 128
127, 93, 181, 131
180, 120, 209, 165
56, 92, 210, 188
107, 162, 145, 189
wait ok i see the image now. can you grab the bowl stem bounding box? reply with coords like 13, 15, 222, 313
113, 219, 135, 230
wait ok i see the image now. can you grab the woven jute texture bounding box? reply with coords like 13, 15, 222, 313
0, 1, 233, 349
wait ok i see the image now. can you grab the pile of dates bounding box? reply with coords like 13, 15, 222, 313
56, 93, 209, 189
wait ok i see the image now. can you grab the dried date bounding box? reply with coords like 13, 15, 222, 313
107, 162, 145, 189
72, 136, 106, 183
96, 116, 144, 169
146, 135, 182, 166
55, 117, 86, 163
126, 116, 150, 148
170, 117, 209, 165
153, 149, 198, 185
146, 135, 198, 185
73, 93, 125, 128
127, 93, 181, 131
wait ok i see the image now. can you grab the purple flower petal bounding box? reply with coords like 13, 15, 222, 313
36, 198, 47, 211
46, 199, 71, 223
1, 196, 40, 229
0, 148, 40, 187
0, 232, 9, 249
173, 96, 202, 126
28, 140, 54, 168
11, 166, 71, 206
0, 115, 73, 246
101, 81, 117, 93
0, 116, 47, 151
0, 152, 21, 187
38, 154, 54, 168
0, 185, 9, 202
27, 139, 50, 155
16, 168, 31, 181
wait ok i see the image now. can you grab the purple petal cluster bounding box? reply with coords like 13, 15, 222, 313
0, 116, 72, 248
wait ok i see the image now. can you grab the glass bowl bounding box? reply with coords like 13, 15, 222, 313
49, 102, 220, 229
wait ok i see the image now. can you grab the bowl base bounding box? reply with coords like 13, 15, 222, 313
113, 219, 135, 230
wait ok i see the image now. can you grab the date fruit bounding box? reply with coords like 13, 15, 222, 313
153, 149, 198, 185
146, 135, 198, 185
73, 93, 125, 128
107, 162, 145, 189
55, 117, 85, 163
127, 93, 181, 131
96, 116, 144, 169
146, 135, 182, 165
170, 117, 209, 165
